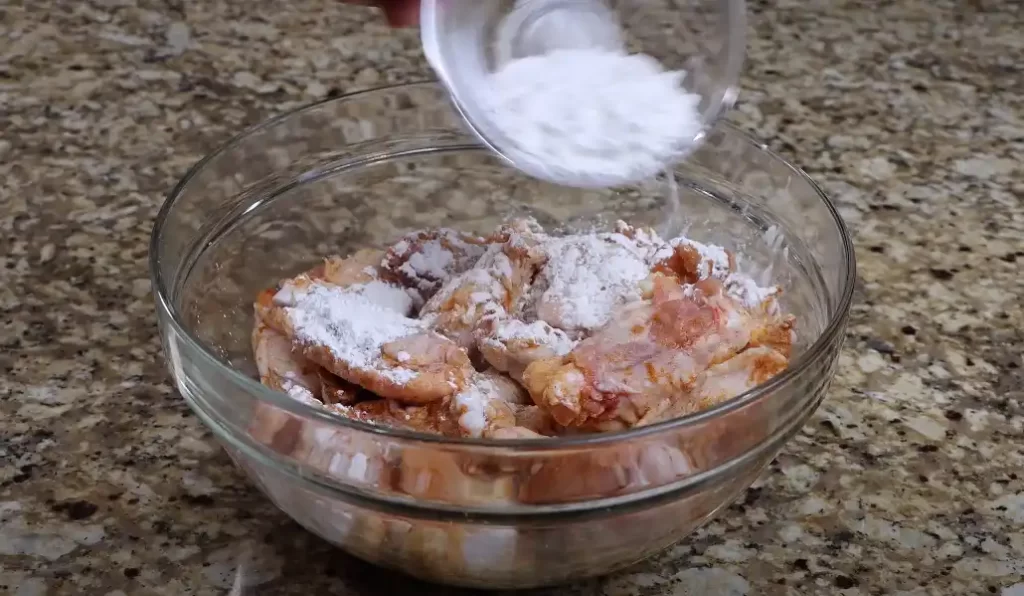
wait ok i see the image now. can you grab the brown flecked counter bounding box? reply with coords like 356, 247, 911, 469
1, 1, 1022, 594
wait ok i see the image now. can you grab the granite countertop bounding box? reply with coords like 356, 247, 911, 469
2, 0, 1022, 594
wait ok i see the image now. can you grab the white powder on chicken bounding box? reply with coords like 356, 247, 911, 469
384, 229, 488, 297
347, 280, 418, 316
487, 318, 576, 357
423, 243, 514, 325
677, 238, 733, 279
536, 233, 650, 332
281, 379, 319, 406
453, 380, 489, 437
274, 281, 423, 384
400, 244, 453, 285
649, 236, 733, 279
252, 217, 794, 456
725, 273, 781, 311
482, 49, 703, 185
647, 233, 780, 309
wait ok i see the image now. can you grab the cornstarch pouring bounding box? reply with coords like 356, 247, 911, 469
480, 47, 703, 186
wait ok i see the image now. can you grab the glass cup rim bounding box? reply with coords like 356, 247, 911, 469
149, 80, 857, 452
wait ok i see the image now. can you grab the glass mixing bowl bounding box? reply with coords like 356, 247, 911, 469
150, 82, 854, 589
421, 0, 747, 188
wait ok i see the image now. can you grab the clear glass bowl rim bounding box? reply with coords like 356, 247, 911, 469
149, 80, 857, 452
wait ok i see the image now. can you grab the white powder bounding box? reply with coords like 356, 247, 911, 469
488, 318, 576, 357
724, 273, 781, 311
529, 226, 780, 329
273, 281, 424, 384
384, 229, 487, 297
647, 233, 780, 309
536, 233, 650, 332
422, 243, 514, 326
280, 378, 319, 407
346, 280, 417, 316
614, 221, 733, 280
687, 241, 730, 279
400, 245, 453, 286
481, 48, 703, 185
671, 237, 734, 279
648, 234, 731, 277
613, 220, 668, 263
453, 372, 528, 438
453, 381, 489, 437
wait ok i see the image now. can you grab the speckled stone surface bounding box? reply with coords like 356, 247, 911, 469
2, 0, 1022, 594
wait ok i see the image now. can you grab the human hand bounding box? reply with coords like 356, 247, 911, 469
342, 1, 420, 27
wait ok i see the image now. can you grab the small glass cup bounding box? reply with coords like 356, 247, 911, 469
421, 0, 747, 188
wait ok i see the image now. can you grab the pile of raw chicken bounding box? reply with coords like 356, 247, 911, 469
250, 218, 795, 441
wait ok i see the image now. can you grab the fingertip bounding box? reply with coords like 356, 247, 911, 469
382, 0, 420, 27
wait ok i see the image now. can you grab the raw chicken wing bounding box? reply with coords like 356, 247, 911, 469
522, 275, 759, 431
381, 228, 488, 302
256, 249, 474, 403
251, 321, 321, 406
474, 316, 576, 383
420, 220, 547, 350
